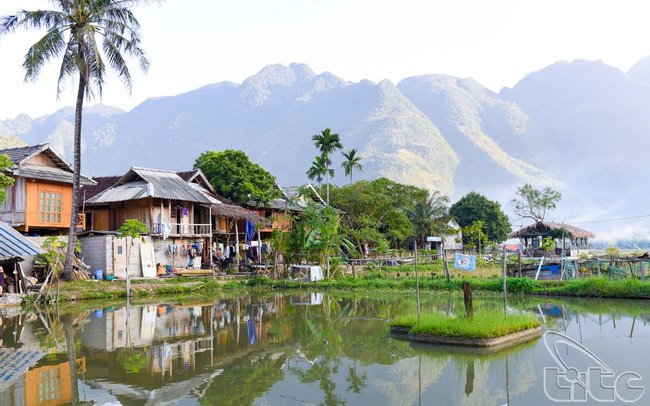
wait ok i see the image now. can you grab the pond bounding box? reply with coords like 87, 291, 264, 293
0, 292, 648, 405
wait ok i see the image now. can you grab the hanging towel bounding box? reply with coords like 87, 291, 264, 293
246, 220, 254, 243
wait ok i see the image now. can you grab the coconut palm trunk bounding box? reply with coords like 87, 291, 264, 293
63, 75, 86, 280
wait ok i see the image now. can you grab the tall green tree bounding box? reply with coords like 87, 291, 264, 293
341, 148, 363, 182
462, 220, 489, 255
407, 191, 450, 246
311, 128, 343, 204
329, 178, 427, 256
306, 155, 332, 187
511, 184, 562, 222
449, 192, 511, 243
1, 0, 155, 280
195, 149, 279, 205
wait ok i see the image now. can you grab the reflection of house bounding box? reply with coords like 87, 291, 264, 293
0, 144, 94, 234
80, 304, 211, 352
510, 221, 595, 257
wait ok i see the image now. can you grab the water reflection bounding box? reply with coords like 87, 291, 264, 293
0, 294, 648, 405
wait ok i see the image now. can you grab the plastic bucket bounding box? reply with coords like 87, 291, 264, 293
93, 270, 104, 280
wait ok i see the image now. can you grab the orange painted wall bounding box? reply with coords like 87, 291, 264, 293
23, 180, 73, 232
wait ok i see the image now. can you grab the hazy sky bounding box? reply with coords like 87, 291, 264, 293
1, 0, 650, 120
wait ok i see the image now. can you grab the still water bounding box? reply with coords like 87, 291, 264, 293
0, 292, 648, 405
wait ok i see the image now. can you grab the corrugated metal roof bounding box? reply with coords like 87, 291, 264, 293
87, 167, 212, 204
0, 221, 44, 259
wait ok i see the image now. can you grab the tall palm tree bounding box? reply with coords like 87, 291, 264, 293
341, 148, 363, 182
1, 0, 152, 279
306, 155, 332, 187
311, 128, 342, 204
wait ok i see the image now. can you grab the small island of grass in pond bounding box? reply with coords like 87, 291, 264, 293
390, 312, 541, 349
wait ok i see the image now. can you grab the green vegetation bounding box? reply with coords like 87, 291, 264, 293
310, 128, 343, 203
449, 191, 511, 243
328, 178, 429, 255
341, 148, 364, 182
538, 277, 650, 298
511, 183, 562, 222
0, 154, 15, 204
392, 312, 540, 339
407, 191, 451, 247
194, 149, 279, 205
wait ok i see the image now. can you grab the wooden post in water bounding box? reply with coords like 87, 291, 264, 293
415, 241, 421, 323
463, 281, 473, 319
502, 246, 508, 316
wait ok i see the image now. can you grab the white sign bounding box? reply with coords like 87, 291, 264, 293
426, 236, 441, 242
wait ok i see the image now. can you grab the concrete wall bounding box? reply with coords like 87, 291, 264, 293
80, 235, 114, 275
80, 235, 153, 277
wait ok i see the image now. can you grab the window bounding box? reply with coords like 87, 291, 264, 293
39, 191, 62, 224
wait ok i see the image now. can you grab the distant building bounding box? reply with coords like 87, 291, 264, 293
510, 221, 594, 257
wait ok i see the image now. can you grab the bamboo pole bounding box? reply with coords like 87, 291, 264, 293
502, 246, 507, 316
415, 241, 420, 323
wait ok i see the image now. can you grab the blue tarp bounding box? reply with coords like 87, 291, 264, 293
0, 221, 44, 259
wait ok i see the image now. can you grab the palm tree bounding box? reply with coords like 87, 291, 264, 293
306, 155, 332, 187
1, 1, 152, 280
341, 148, 363, 182
311, 128, 342, 204
407, 191, 451, 246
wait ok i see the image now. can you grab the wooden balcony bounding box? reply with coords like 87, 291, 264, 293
152, 222, 211, 237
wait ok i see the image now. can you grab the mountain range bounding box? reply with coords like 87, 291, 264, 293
2, 59, 650, 240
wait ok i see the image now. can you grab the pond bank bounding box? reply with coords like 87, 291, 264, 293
28, 275, 650, 305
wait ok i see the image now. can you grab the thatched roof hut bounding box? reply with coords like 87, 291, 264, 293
509, 221, 594, 240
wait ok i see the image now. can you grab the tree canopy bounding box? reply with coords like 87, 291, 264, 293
194, 149, 279, 206
449, 191, 511, 243
407, 191, 450, 245
329, 178, 428, 255
511, 184, 562, 223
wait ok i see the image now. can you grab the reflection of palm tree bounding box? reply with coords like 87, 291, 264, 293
62, 314, 80, 405
346, 363, 367, 393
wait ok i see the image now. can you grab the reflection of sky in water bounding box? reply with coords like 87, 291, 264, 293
0, 294, 648, 405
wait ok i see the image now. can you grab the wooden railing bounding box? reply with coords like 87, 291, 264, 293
152, 222, 211, 236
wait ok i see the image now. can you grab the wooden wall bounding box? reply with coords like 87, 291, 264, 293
21, 179, 73, 232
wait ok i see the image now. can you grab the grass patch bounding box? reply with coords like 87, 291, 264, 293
534, 277, 650, 298
392, 311, 540, 339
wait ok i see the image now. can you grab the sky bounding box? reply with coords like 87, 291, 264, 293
1, 0, 650, 120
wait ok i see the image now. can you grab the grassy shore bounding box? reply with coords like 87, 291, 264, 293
391, 312, 540, 339
34, 274, 650, 304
